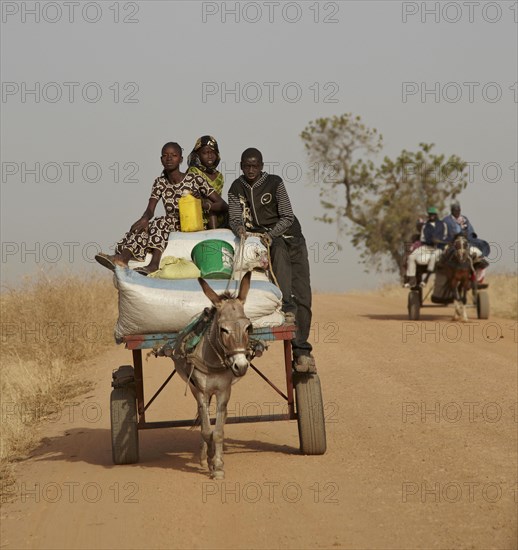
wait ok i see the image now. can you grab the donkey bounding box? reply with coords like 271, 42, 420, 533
171, 271, 253, 479
440, 234, 474, 322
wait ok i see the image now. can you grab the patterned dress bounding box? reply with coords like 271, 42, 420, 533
115, 172, 214, 261
187, 166, 224, 195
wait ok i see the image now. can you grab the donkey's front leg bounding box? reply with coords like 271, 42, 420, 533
452, 300, 461, 321
195, 393, 214, 473
212, 385, 232, 480
200, 441, 208, 470
452, 287, 462, 322
460, 287, 469, 322
460, 302, 468, 322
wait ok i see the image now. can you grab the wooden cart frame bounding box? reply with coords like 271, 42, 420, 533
110, 324, 326, 464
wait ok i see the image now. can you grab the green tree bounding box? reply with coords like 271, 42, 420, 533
301, 113, 469, 274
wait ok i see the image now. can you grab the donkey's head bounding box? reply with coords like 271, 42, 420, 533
198, 271, 252, 377
453, 234, 470, 263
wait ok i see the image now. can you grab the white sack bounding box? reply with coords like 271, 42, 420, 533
234, 236, 269, 272
114, 266, 284, 339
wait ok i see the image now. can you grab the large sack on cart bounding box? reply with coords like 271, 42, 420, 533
431, 268, 454, 304
114, 267, 284, 340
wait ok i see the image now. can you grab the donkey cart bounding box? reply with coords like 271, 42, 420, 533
109, 323, 327, 465
407, 264, 490, 321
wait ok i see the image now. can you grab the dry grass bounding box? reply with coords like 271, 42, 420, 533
0, 271, 117, 484
486, 272, 518, 320
367, 271, 517, 320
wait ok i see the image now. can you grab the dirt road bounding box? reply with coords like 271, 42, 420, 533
1, 292, 516, 549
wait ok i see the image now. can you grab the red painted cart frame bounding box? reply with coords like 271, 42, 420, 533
121, 324, 298, 430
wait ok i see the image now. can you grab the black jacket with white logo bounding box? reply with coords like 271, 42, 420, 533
228, 173, 302, 238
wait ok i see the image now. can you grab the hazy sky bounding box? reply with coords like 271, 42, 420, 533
1, 0, 517, 291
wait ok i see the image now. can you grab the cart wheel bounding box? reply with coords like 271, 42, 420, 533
294, 372, 326, 455
408, 290, 420, 320
110, 366, 139, 465
471, 279, 478, 304
477, 291, 490, 319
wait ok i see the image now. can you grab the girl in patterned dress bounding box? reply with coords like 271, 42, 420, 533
187, 135, 227, 228
95, 142, 227, 275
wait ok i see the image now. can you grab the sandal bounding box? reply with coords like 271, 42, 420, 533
283, 312, 296, 325
95, 253, 117, 271
133, 266, 158, 276
293, 355, 317, 374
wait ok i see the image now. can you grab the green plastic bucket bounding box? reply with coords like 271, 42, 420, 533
191, 239, 234, 279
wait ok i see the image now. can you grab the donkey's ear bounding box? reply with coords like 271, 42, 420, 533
198, 277, 222, 306
237, 271, 252, 303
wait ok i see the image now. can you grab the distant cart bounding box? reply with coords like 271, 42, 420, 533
406, 264, 489, 321
110, 324, 327, 465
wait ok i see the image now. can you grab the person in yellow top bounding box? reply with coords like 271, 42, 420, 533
187, 135, 227, 228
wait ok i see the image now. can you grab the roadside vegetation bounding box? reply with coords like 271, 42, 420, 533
0, 271, 117, 484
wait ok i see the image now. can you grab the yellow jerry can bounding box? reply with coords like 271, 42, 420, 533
178, 191, 204, 232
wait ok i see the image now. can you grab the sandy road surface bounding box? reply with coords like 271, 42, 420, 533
1, 293, 517, 549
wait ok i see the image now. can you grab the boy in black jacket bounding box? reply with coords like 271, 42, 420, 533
228, 148, 315, 373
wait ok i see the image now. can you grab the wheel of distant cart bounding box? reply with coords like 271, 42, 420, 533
477, 291, 490, 320
294, 372, 327, 455
418, 285, 424, 306
408, 290, 421, 320
110, 365, 139, 465
471, 279, 479, 305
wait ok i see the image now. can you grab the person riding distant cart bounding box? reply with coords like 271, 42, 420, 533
402, 217, 425, 276
442, 201, 490, 268
407, 217, 426, 253
404, 207, 447, 288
